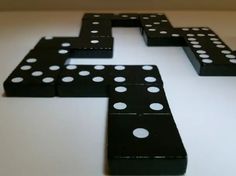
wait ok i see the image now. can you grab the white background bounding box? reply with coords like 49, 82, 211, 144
0, 11, 236, 176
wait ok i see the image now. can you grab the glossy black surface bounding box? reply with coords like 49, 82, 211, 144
108, 114, 187, 175
108, 85, 169, 115
57, 65, 162, 97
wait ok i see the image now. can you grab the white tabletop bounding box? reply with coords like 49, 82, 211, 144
0, 11, 236, 176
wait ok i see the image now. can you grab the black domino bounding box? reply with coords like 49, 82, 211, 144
57, 65, 110, 97
57, 65, 163, 97
3, 49, 68, 97
108, 114, 187, 175
82, 13, 114, 20
107, 83, 187, 175
108, 85, 169, 115
178, 27, 236, 75
34, 37, 113, 58
112, 13, 141, 27
79, 19, 112, 37
139, 14, 186, 46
